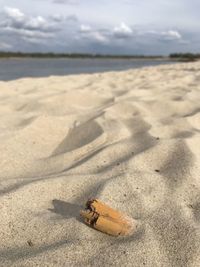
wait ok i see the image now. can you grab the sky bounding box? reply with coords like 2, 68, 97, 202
0, 0, 199, 55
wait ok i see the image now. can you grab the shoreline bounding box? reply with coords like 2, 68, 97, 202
0, 56, 170, 60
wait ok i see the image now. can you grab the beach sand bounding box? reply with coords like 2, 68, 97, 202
0, 62, 200, 266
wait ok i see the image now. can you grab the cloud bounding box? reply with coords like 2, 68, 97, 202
80, 24, 92, 33
143, 29, 183, 42
49, 14, 64, 22
2, 7, 55, 32
0, 3, 195, 54
26, 16, 50, 31
90, 32, 108, 43
161, 30, 182, 41
49, 14, 77, 23
0, 6, 79, 48
52, 0, 78, 4
79, 25, 109, 44
0, 41, 12, 49
4, 6, 25, 21
78, 23, 184, 49
66, 15, 78, 22
2, 7, 26, 29
5, 27, 55, 38
21, 36, 50, 45
113, 22, 133, 38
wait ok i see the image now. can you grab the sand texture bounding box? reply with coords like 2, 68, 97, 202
0, 62, 200, 266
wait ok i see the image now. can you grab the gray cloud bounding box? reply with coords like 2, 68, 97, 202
79, 25, 109, 44
79, 22, 134, 44
4, 27, 55, 38
0, 6, 79, 49
0, 3, 195, 55
0, 41, 12, 49
49, 14, 77, 23
2, 7, 57, 32
74, 23, 189, 55
52, 0, 79, 4
78, 22, 184, 46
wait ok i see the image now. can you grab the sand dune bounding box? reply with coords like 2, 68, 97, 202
0, 62, 200, 266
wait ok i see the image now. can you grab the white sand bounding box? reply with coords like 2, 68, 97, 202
0, 62, 200, 266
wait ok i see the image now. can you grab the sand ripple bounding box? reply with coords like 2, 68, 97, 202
0, 62, 200, 266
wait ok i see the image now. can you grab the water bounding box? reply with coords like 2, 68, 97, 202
0, 58, 174, 81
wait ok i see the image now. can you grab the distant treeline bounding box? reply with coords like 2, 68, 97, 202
0, 51, 164, 59
169, 53, 200, 62
1, 51, 199, 61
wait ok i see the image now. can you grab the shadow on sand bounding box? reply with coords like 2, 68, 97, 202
49, 199, 83, 222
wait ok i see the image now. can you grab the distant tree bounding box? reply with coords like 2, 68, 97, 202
0, 51, 165, 59
169, 53, 200, 62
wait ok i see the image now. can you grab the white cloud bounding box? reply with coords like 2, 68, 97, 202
2, 7, 54, 32
90, 31, 108, 43
4, 6, 25, 21
2, 6, 78, 34
79, 24, 109, 44
4, 27, 55, 39
0, 7, 61, 46
113, 22, 133, 38
161, 30, 182, 40
80, 24, 92, 33
0, 5, 81, 51
142, 29, 183, 42
80, 30, 108, 44
26, 16, 49, 30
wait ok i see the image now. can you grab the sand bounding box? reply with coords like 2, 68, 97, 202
0, 62, 200, 267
